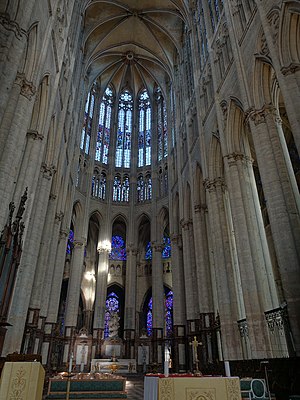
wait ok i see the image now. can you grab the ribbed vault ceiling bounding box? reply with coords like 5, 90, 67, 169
83, 0, 188, 96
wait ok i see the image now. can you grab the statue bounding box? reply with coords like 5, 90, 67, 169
108, 312, 120, 338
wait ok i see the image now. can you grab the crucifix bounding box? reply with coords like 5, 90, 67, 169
189, 336, 203, 375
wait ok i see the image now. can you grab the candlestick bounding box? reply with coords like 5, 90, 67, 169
224, 360, 231, 377
68, 352, 73, 373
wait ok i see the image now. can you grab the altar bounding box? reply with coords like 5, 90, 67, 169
144, 375, 240, 400
91, 358, 137, 374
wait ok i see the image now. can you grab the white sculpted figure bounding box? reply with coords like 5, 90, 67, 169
108, 312, 120, 338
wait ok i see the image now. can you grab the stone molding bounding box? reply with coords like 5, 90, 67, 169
281, 62, 300, 76
15, 72, 36, 99
26, 129, 44, 141
0, 12, 26, 39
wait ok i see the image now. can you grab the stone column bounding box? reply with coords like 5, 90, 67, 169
1, 165, 54, 356
180, 220, 197, 322
0, 83, 36, 229
63, 240, 86, 360
93, 246, 110, 356
151, 243, 164, 364
45, 228, 69, 324
248, 107, 300, 355
170, 234, 186, 371
0, 1, 36, 123
204, 178, 243, 360
224, 152, 279, 358
124, 246, 137, 358
193, 204, 212, 312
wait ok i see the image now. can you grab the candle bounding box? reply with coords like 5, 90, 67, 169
224, 360, 231, 377
68, 352, 73, 373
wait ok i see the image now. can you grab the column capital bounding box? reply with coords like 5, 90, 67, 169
151, 241, 163, 252
15, 72, 36, 99
224, 152, 253, 166
180, 219, 193, 230
97, 246, 110, 254
41, 163, 56, 180
26, 129, 44, 141
59, 229, 69, 240
74, 240, 85, 248
170, 234, 182, 248
203, 177, 225, 192
54, 211, 64, 224
246, 104, 278, 126
194, 204, 207, 213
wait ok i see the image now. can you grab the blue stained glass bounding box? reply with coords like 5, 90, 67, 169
115, 90, 132, 168
146, 293, 173, 337
145, 241, 152, 260
147, 309, 153, 337
162, 236, 171, 259
104, 292, 120, 339
138, 90, 151, 167
109, 235, 127, 260
66, 229, 74, 254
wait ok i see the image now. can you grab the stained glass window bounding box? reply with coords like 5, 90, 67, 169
95, 87, 113, 164
155, 87, 168, 161
146, 291, 173, 337
138, 90, 151, 167
66, 229, 74, 255
162, 236, 171, 259
115, 90, 133, 168
104, 292, 120, 339
81, 84, 96, 155
113, 175, 121, 201
147, 297, 153, 336
137, 176, 144, 202
145, 241, 152, 260
109, 235, 127, 260
165, 291, 173, 337
121, 176, 130, 202
145, 174, 152, 200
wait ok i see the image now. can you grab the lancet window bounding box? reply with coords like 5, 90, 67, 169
138, 90, 152, 167
104, 292, 120, 339
95, 87, 113, 164
195, 1, 209, 70
92, 170, 106, 200
156, 87, 168, 161
80, 84, 96, 155
115, 90, 133, 168
146, 291, 173, 337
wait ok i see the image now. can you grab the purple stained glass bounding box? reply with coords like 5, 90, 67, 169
147, 297, 153, 337
104, 292, 119, 339
165, 291, 173, 336
109, 235, 127, 260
